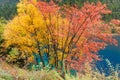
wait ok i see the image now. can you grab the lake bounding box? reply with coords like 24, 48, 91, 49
96, 35, 120, 75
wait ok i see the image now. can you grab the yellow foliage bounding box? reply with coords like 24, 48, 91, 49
3, 0, 68, 65
3, 1, 47, 59
28, 55, 34, 62
49, 57, 55, 65
58, 51, 63, 60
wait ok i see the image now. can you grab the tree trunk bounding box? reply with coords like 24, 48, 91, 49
53, 44, 58, 68
37, 41, 45, 67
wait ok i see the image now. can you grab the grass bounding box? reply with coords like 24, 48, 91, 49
0, 59, 119, 80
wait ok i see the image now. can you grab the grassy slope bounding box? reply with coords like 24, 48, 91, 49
0, 59, 119, 80
0, 59, 63, 80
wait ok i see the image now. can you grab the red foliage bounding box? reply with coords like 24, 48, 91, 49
36, 0, 59, 16
111, 19, 120, 26
63, 2, 117, 71
31, 0, 117, 71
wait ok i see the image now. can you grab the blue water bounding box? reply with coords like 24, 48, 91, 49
96, 35, 120, 75
98, 35, 120, 65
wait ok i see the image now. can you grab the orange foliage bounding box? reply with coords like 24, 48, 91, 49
111, 19, 120, 26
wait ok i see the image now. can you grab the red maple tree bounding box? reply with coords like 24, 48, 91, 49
31, 0, 117, 71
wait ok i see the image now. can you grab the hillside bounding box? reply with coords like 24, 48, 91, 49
0, 0, 19, 5
0, 0, 19, 19
0, 0, 120, 20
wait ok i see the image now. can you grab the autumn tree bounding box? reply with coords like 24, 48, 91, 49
3, 0, 66, 67
3, 0, 48, 66
35, 1, 117, 70
3, 0, 117, 70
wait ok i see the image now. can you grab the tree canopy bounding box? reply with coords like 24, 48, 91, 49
3, 0, 117, 71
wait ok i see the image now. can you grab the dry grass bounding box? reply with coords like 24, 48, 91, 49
0, 59, 119, 80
